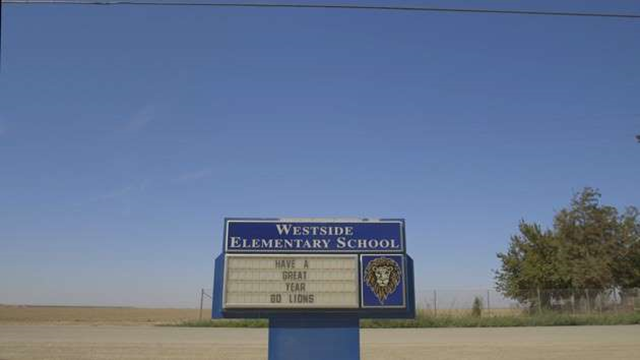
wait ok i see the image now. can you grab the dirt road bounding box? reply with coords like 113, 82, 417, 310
1, 324, 639, 360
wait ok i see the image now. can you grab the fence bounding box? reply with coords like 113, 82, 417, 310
198, 289, 213, 320
199, 287, 640, 319
416, 288, 640, 316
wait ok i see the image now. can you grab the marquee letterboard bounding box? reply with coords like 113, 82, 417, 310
223, 254, 359, 309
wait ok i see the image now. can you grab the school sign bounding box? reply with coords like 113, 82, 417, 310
212, 218, 415, 360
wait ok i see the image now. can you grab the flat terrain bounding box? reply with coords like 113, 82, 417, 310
2, 306, 639, 359
0, 305, 520, 325
0, 305, 200, 325
1, 324, 639, 360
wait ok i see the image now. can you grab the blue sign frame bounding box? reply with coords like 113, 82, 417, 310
213, 218, 415, 320
224, 218, 405, 253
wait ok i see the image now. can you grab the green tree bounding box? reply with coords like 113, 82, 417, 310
495, 188, 640, 309
495, 222, 568, 309
612, 207, 640, 289
553, 188, 619, 289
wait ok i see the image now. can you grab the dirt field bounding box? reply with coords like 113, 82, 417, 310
0, 305, 521, 325
2, 306, 639, 359
0, 324, 639, 360
0, 305, 200, 325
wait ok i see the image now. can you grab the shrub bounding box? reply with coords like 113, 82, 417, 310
472, 296, 483, 317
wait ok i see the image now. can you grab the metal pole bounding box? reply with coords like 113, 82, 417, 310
537, 288, 542, 314
598, 291, 602, 314
486, 290, 490, 315
199, 288, 204, 321
433, 290, 437, 317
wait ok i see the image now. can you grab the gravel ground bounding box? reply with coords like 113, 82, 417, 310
1, 324, 639, 360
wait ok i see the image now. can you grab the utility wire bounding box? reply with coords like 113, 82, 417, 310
2, 1, 640, 72
3, 1, 640, 19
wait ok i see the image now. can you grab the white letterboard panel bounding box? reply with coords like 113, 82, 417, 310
223, 254, 359, 309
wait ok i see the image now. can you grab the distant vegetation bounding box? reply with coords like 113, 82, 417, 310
471, 297, 483, 317
362, 312, 640, 328
495, 188, 640, 312
168, 311, 640, 328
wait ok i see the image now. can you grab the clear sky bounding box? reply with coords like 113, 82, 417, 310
1, 0, 639, 307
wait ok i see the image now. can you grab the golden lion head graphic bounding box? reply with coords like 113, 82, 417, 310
364, 257, 401, 304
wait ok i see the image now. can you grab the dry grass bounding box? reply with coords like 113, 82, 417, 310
417, 307, 523, 317
0, 305, 522, 325
0, 305, 203, 325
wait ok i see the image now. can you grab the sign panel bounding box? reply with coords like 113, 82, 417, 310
213, 218, 414, 319
225, 219, 405, 253
360, 254, 406, 308
223, 254, 359, 309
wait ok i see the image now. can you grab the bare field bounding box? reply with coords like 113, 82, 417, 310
0, 305, 200, 325
2, 305, 639, 359
1, 324, 639, 360
0, 305, 522, 326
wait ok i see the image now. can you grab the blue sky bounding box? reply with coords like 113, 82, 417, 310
1, 0, 639, 307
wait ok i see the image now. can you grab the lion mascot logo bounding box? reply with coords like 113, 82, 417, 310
364, 257, 402, 304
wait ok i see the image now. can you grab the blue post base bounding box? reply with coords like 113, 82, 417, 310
268, 315, 360, 360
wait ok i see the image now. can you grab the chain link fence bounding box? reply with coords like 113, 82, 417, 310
416, 288, 640, 316
200, 287, 640, 319
416, 289, 519, 316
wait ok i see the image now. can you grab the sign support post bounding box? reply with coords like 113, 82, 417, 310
269, 315, 359, 360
